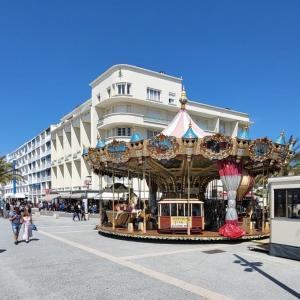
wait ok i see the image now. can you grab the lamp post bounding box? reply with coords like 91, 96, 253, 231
99, 171, 103, 227
84, 175, 92, 217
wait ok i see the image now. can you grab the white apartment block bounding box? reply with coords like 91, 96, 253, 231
4, 127, 52, 203
51, 64, 250, 195
50, 100, 92, 194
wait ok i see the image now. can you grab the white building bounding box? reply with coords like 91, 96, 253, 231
51, 64, 250, 196
50, 99, 93, 198
4, 127, 52, 203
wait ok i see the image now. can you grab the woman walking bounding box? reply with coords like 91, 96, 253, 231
22, 208, 33, 243
9, 206, 22, 245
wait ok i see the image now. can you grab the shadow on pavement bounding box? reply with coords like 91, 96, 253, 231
233, 254, 300, 298
0, 249, 6, 253
18, 238, 40, 244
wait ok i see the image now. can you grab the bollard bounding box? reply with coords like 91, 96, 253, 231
128, 223, 134, 233
138, 222, 144, 231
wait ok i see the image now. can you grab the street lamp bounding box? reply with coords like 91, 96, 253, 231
84, 175, 92, 216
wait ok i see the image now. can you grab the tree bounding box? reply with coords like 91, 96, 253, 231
280, 151, 300, 176
0, 156, 23, 185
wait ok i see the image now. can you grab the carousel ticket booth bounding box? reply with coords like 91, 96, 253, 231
269, 176, 300, 261
158, 199, 204, 233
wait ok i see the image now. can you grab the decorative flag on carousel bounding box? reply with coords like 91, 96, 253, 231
217, 160, 245, 238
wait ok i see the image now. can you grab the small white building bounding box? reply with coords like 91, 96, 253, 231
269, 176, 300, 261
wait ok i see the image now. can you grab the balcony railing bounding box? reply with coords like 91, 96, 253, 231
143, 116, 170, 125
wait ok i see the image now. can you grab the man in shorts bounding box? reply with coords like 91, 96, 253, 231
9, 206, 22, 245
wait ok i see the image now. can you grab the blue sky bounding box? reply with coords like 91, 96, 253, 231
0, 0, 300, 154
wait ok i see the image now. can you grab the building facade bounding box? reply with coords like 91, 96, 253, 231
4, 127, 52, 203
50, 99, 93, 197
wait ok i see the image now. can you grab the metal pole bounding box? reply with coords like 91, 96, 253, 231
187, 160, 191, 235
143, 162, 146, 234
99, 171, 103, 227
112, 168, 115, 230
128, 169, 130, 204
262, 166, 265, 233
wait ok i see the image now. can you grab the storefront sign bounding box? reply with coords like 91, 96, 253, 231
171, 216, 191, 228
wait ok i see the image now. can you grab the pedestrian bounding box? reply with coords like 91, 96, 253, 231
9, 206, 22, 245
22, 208, 33, 243
73, 203, 80, 221
81, 203, 86, 221
5, 201, 10, 218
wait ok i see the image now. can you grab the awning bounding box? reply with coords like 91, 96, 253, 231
59, 192, 71, 199
94, 192, 125, 200
4, 193, 26, 199
94, 191, 148, 201
69, 192, 99, 200
43, 193, 60, 202
70, 193, 84, 200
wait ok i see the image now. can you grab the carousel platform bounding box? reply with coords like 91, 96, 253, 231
97, 226, 270, 243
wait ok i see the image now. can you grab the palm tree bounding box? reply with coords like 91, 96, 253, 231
0, 156, 23, 185
280, 151, 300, 176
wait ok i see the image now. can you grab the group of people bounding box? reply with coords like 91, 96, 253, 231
72, 202, 86, 221
8, 205, 34, 245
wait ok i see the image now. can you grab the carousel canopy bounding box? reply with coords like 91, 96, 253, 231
183, 124, 198, 139
237, 125, 250, 140
130, 131, 144, 143
96, 139, 106, 148
161, 89, 209, 138
275, 131, 286, 145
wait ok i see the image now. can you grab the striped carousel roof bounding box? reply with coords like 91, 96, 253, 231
161, 89, 210, 138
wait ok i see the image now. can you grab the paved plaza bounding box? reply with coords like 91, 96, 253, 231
0, 216, 299, 300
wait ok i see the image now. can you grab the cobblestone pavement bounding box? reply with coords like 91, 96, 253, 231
0, 216, 299, 300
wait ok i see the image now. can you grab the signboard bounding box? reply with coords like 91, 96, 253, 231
171, 217, 191, 228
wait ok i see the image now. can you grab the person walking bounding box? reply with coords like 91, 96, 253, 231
9, 207, 22, 245
22, 208, 33, 243
5, 201, 10, 218
73, 203, 80, 221
81, 203, 86, 221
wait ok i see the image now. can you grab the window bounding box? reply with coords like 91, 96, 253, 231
107, 87, 111, 98
116, 127, 131, 136
197, 118, 209, 131
192, 204, 201, 216
219, 121, 226, 134
274, 189, 286, 217
169, 98, 175, 104
274, 188, 300, 219
169, 92, 176, 105
161, 203, 170, 216
116, 83, 131, 95
171, 204, 177, 216
97, 93, 101, 101
178, 204, 185, 216
147, 88, 161, 101
287, 189, 300, 218
147, 130, 160, 138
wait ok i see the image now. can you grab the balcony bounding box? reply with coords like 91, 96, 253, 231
41, 175, 51, 182
65, 154, 72, 162
97, 113, 144, 129
72, 150, 81, 160
41, 162, 51, 169
143, 116, 170, 126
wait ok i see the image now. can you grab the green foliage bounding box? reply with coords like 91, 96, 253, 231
0, 156, 23, 185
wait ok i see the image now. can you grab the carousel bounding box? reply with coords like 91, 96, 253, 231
83, 89, 296, 241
